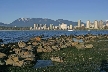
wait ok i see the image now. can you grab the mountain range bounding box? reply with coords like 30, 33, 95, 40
0, 18, 85, 27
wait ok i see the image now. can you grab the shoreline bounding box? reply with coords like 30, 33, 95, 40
0, 29, 108, 31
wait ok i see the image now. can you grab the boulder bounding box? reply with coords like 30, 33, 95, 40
6, 56, 19, 64
84, 40, 90, 43
12, 57, 19, 62
26, 45, 33, 50
46, 47, 53, 52
65, 43, 71, 47
27, 42, 32, 45
35, 37, 41, 41
13, 61, 24, 67
49, 40, 55, 42
5, 58, 13, 65
32, 42, 38, 46
50, 56, 63, 62
21, 53, 34, 58
38, 45, 43, 49
13, 48, 21, 54
72, 42, 79, 46
52, 46, 57, 49
0, 52, 6, 58
75, 44, 85, 49
37, 48, 43, 52
18, 41, 26, 48
42, 48, 48, 52
60, 45, 67, 48
85, 44, 93, 48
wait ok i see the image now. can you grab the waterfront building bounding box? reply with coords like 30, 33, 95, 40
50, 24, 53, 30
74, 26, 78, 29
43, 24, 47, 30
37, 24, 39, 29
38, 27, 41, 30
47, 27, 50, 30
41, 27, 44, 30
103, 25, 106, 28
36, 27, 38, 30
99, 20, 103, 29
60, 23, 67, 30
81, 24, 84, 27
40, 24, 42, 30
53, 26, 55, 29
86, 20, 90, 29
34, 24, 36, 30
55, 26, 59, 30
30, 27, 33, 30
59, 24, 61, 30
106, 20, 108, 26
67, 26, 70, 29
69, 24, 73, 29
89, 22, 94, 29
94, 20, 98, 29
78, 20, 81, 27
106, 24, 108, 26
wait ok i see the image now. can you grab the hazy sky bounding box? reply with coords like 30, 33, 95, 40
0, 0, 108, 23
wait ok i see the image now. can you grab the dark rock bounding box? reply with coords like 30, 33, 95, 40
0, 39, 3, 42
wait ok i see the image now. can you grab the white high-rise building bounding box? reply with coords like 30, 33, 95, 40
69, 24, 72, 29
50, 24, 53, 30
86, 20, 90, 29
37, 24, 39, 28
99, 20, 103, 29
43, 24, 47, 30
30, 27, 33, 30
94, 20, 98, 29
53, 26, 55, 29
40, 24, 42, 30
78, 20, 81, 27
59, 24, 61, 30
34, 24, 36, 30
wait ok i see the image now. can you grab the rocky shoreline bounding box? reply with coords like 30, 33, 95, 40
0, 34, 108, 68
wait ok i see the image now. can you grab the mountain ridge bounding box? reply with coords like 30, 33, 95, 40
0, 18, 85, 27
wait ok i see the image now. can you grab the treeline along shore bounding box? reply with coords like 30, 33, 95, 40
0, 33, 108, 72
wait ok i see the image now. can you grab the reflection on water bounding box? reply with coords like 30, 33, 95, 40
34, 60, 53, 68
73, 38, 83, 42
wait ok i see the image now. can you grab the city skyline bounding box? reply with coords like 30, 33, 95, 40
0, 0, 108, 23
32, 20, 108, 30
0, 19, 108, 30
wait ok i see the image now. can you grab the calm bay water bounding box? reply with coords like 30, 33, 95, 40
0, 30, 108, 44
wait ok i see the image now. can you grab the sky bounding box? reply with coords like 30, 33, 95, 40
0, 0, 108, 24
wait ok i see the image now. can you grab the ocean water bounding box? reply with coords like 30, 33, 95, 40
0, 30, 108, 44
